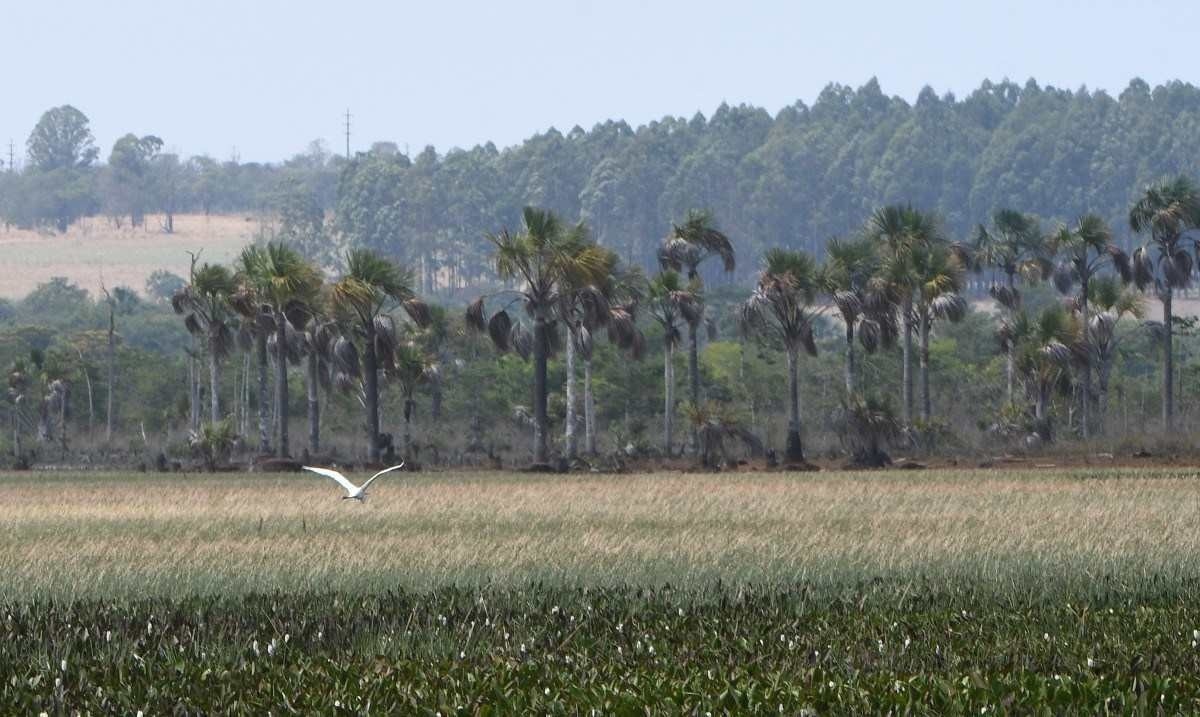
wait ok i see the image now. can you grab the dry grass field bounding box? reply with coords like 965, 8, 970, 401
0, 214, 259, 298
4, 466, 1200, 598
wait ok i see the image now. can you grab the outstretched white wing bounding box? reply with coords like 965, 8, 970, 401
302, 466, 360, 495
361, 462, 405, 490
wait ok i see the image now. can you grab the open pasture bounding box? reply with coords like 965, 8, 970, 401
6, 467, 1200, 713
0, 214, 255, 298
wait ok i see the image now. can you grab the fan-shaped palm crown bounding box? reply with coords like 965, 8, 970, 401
658, 209, 736, 278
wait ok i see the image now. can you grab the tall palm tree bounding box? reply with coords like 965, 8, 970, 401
658, 209, 735, 452
301, 316, 341, 456
1012, 305, 1085, 442
741, 248, 824, 463
390, 340, 436, 461
1128, 176, 1200, 430
467, 207, 608, 466
1084, 277, 1144, 432
864, 205, 926, 424
1048, 214, 1129, 438
230, 255, 276, 455
971, 208, 1051, 405
910, 241, 968, 422
7, 360, 30, 461
330, 248, 430, 463
559, 247, 645, 457
823, 237, 897, 396
239, 242, 322, 458
171, 259, 237, 425
646, 270, 700, 455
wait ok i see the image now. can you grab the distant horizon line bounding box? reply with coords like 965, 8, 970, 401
7, 75, 1193, 169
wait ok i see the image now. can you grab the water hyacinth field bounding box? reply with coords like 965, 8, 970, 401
4, 468, 1200, 713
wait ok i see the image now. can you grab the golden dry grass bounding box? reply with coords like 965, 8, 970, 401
0, 214, 258, 298
3, 467, 1200, 598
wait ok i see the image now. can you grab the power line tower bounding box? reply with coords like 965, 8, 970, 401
6, 139, 13, 173
344, 109, 352, 159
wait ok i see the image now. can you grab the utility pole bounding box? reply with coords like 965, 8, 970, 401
344, 109, 352, 159
6, 140, 13, 173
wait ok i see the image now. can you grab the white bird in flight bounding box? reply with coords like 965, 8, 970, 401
301, 463, 405, 502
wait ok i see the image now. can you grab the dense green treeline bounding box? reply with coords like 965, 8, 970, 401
6, 78, 1200, 289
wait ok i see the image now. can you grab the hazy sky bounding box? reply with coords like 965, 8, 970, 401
4, 0, 1199, 164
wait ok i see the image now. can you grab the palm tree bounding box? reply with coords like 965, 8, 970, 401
301, 316, 341, 456
1012, 305, 1084, 442
741, 248, 824, 463
658, 209, 735, 452
1048, 214, 1129, 438
559, 247, 645, 457
646, 271, 700, 455
238, 242, 322, 458
7, 360, 30, 462
330, 248, 430, 463
910, 241, 968, 423
823, 237, 896, 396
229, 257, 275, 455
971, 208, 1051, 405
1085, 277, 1144, 432
864, 205, 925, 424
467, 207, 608, 466
390, 340, 436, 461
171, 259, 237, 425
1128, 176, 1200, 430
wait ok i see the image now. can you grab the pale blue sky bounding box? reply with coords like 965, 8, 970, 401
3, 0, 1198, 163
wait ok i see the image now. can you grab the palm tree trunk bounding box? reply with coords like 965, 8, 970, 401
275, 311, 289, 457
584, 357, 596, 455
844, 322, 856, 396
901, 295, 913, 425
431, 381, 443, 422
364, 319, 381, 463
12, 399, 21, 460
209, 344, 220, 425
306, 350, 319, 456
256, 332, 270, 454
532, 311, 549, 465
1163, 290, 1174, 430
785, 345, 804, 462
1080, 278, 1091, 440
919, 311, 931, 423
664, 341, 674, 455
1005, 273, 1016, 406
1097, 357, 1112, 435
106, 306, 114, 444
564, 326, 577, 459
403, 397, 415, 460
1035, 386, 1049, 440
687, 320, 700, 454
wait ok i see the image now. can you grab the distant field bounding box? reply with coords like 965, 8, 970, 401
6, 467, 1200, 713
4, 466, 1200, 598
0, 214, 258, 298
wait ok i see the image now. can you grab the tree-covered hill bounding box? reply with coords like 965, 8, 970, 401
6, 78, 1200, 290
